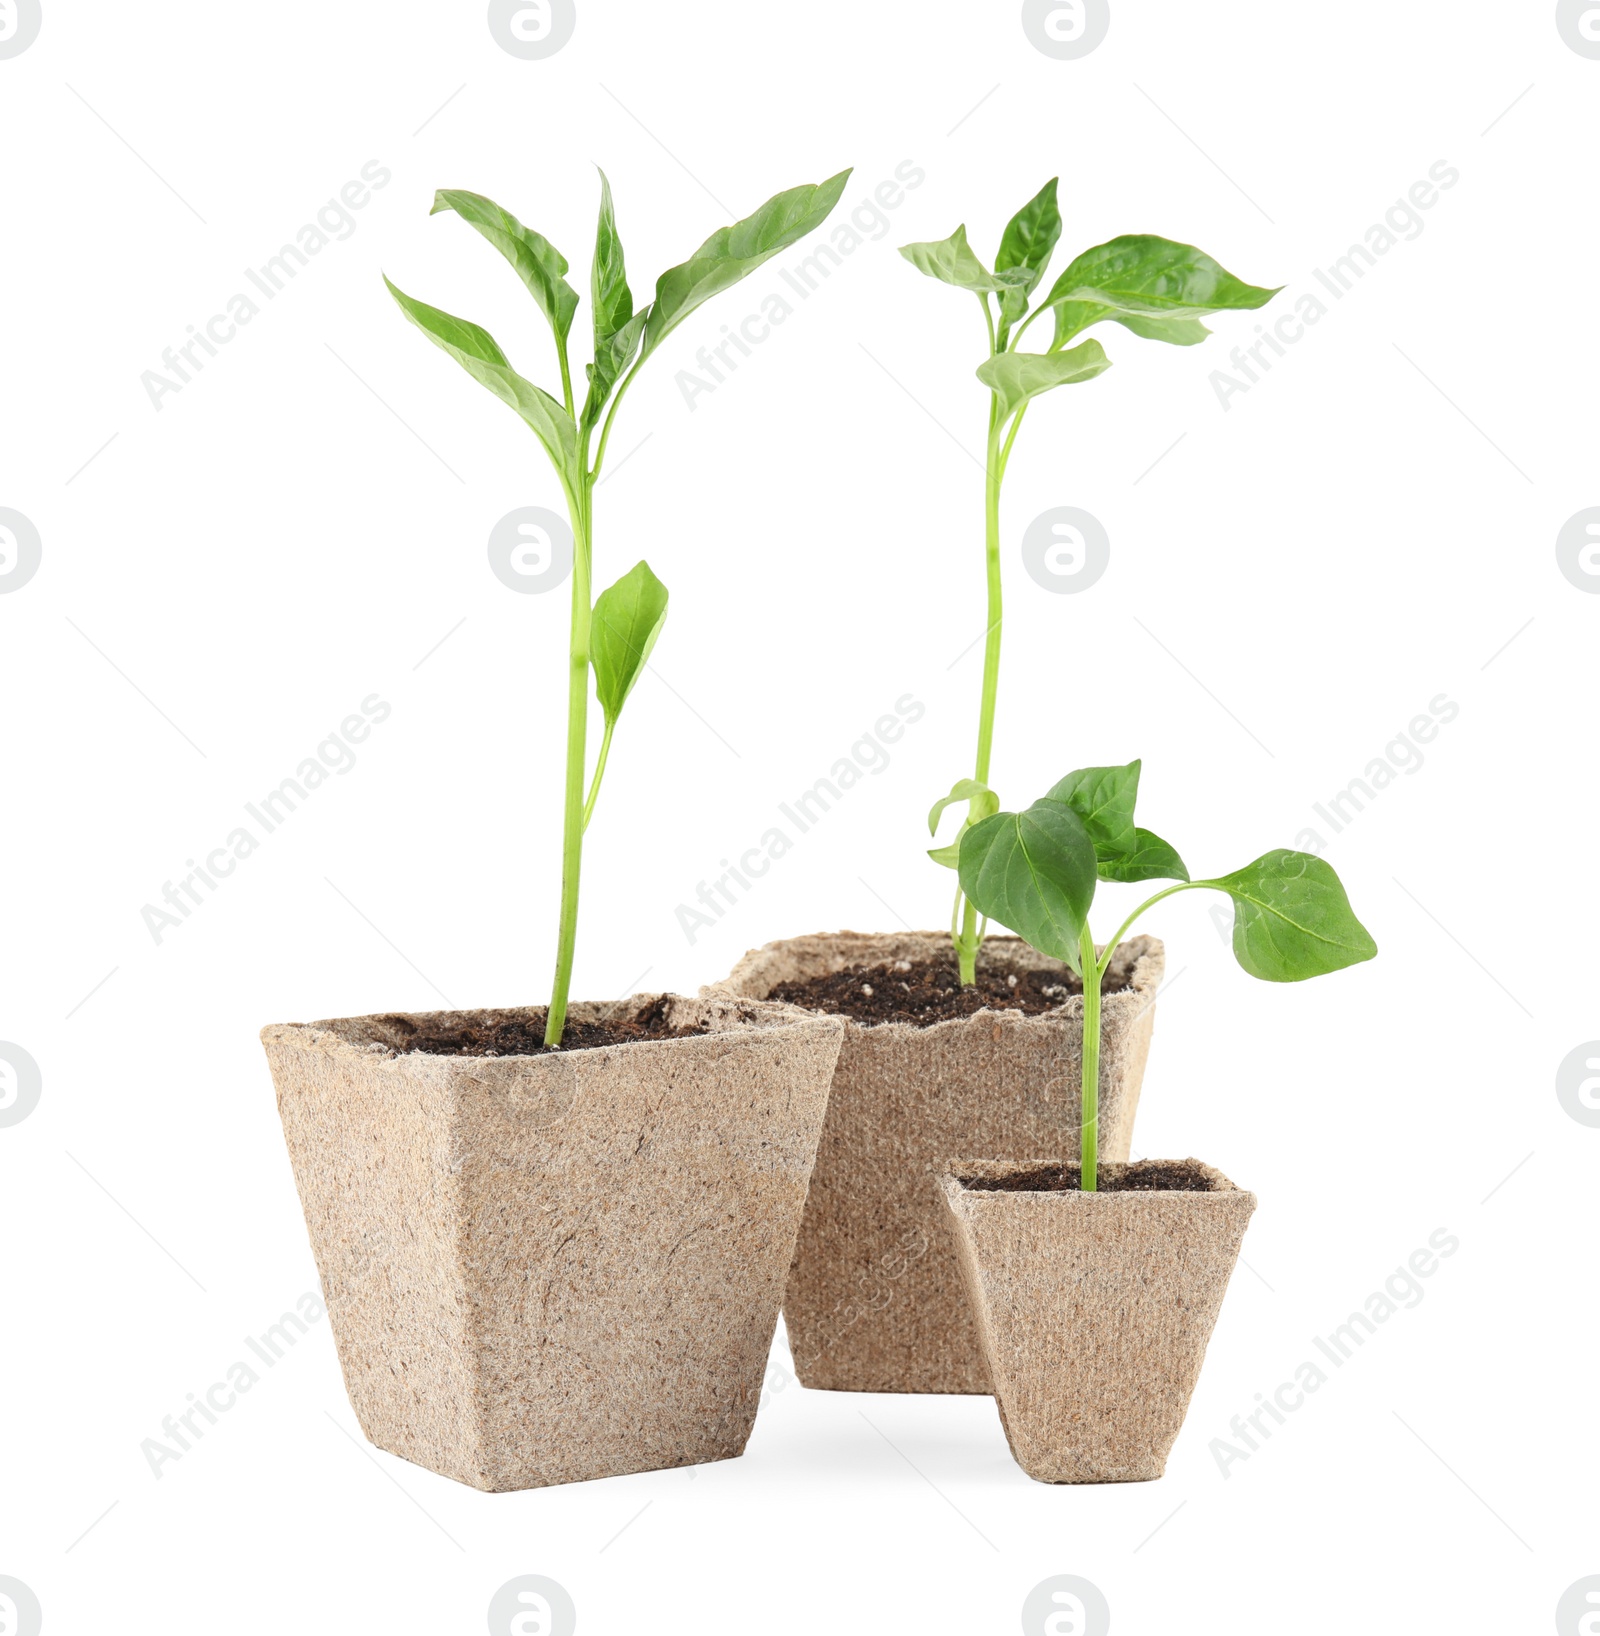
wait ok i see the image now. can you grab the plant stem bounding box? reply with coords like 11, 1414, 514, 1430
974, 400, 1004, 784
1097, 882, 1199, 978
581, 717, 615, 832
544, 461, 594, 1047
1079, 922, 1101, 1192
953, 397, 1006, 985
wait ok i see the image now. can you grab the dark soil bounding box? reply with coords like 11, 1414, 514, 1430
767, 955, 1130, 1028
380, 996, 707, 1057
959, 1159, 1218, 1194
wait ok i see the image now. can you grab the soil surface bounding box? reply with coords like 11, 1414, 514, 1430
767, 955, 1130, 1028
959, 1159, 1218, 1194
382, 996, 707, 1057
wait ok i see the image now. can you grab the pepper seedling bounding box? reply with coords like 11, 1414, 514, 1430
387, 168, 851, 1043
957, 759, 1376, 1190
904, 184, 1280, 983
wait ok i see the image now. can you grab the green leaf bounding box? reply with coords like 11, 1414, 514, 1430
384, 276, 576, 470
642, 170, 852, 360
1202, 851, 1377, 982
1097, 828, 1189, 885
1041, 235, 1279, 330
899, 224, 1022, 295
975, 339, 1111, 421
928, 840, 963, 871
591, 560, 669, 725
591, 168, 634, 347
1053, 300, 1215, 351
928, 778, 999, 837
1045, 762, 1141, 857
995, 178, 1062, 327
430, 189, 579, 344
1116, 313, 1211, 346
1041, 763, 1188, 884
958, 799, 1099, 969
583, 308, 649, 429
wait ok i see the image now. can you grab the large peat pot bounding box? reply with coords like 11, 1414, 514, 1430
712, 932, 1163, 1393
262, 993, 843, 1490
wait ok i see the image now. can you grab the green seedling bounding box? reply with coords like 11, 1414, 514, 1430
904, 184, 1280, 982
957, 759, 1376, 1190
388, 168, 851, 1042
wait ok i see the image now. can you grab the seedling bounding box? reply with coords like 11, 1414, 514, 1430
904, 185, 1280, 982
387, 169, 851, 1043
957, 760, 1376, 1190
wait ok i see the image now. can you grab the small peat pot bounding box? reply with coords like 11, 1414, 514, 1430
261, 993, 843, 1492
937, 1159, 1256, 1484
712, 931, 1163, 1394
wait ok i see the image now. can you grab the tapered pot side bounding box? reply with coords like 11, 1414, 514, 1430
709, 932, 1162, 1394
938, 1159, 1255, 1484
261, 994, 843, 1492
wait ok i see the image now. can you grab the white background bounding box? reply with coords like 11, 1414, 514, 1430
2, 2, 1596, 1631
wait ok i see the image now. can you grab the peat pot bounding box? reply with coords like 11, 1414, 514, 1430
938, 1158, 1255, 1483
261, 993, 844, 1491
712, 932, 1163, 1393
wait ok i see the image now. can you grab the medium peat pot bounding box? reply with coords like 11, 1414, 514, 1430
261, 993, 843, 1492
938, 1158, 1256, 1484
712, 931, 1163, 1393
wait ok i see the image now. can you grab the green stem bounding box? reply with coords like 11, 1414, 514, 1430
544, 458, 594, 1047
996, 402, 1029, 480
1080, 922, 1101, 1192
557, 339, 575, 420
1097, 882, 1201, 979
581, 717, 615, 832
953, 397, 1006, 985
974, 399, 1004, 783
592, 357, 644, 479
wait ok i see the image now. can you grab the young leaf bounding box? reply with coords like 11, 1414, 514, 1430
958, 799, 1099, 968
1045, 762, 1140, 857
384, 276, 576, 469
1096, 828, 1189, 884
583, 308, 649, 429
1202, 850, 1377, 981
899, 225, 1021, 295
995, 178, 1062, 326
1117, 313, 1211, 346
591, 560, 669, 725
430, 190, 580, 343
591, 169, 634, 348
642, 170, 852, 360
928, 778, 999, 836
928, 779, 999, 871
975, 339, 1111, 421
1042, 763, 1188, 883
1040, 235, 1279, 326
